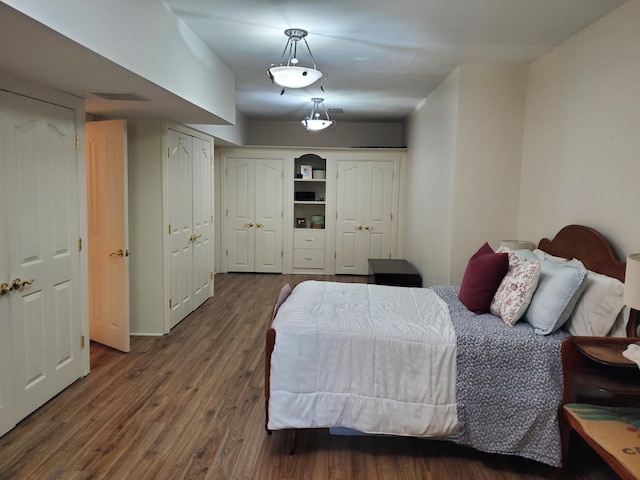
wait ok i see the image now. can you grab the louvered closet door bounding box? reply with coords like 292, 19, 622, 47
166, 130, 193, 328
191, 136, 213, 309
2, 91, 83, 422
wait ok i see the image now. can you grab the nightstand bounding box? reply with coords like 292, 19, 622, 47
560, 336, 640, 479
367, 259, 422, 287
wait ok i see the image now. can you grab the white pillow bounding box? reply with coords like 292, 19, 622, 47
532, 249, 625, 336
564, 266, 625, 336
491, 247, 541, 326
517, 250, 587, 335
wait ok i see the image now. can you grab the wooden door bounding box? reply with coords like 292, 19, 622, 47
254, 159, 283, 273
335, 161, 367, 274
166, 130, 194, 328
226, 157, 255, 272
2, 91, 83, 421
86, 120, 130, 352
191, 136, 213, 309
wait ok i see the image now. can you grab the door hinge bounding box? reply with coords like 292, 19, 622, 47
80, 335, 85, 349
75, 136, 80, 150
210, 272, 213, 280
281, 250, 284, 258
226, 249, 228, 256
167, 147, 170, 158
391, 213, 394, 221
211, 215, 214, 223
78, 238, 82, 251
168, 224, 171, 234
169, 299, 172, 309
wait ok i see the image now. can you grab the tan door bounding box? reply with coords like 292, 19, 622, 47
86, 120, 130, 352
3, 91, 83, 421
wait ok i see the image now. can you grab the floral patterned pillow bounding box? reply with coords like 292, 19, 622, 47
490, 247, 541, 326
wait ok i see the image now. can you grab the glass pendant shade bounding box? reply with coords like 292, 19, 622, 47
269, 66, 322, 89
268, 28, 323, 90
302, 98, 335, 131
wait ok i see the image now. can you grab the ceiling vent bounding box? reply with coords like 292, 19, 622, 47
91, 92, 150, 102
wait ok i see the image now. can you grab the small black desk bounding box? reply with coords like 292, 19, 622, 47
368, 259, 422, 287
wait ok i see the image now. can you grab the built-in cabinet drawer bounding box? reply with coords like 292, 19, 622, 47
293, 248, 325, 269
294, 229, 325, 249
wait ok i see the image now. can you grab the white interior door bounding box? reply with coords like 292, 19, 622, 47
364, 161, 395, 260
86, 120, 130, 352
255, 159, 283, 273
0, 94, 15, 436
3, 91, 83, 420
335, 161, 367, 274
166, 130, 193, 328
226, 157, 255, 272
191, 136, 213, 309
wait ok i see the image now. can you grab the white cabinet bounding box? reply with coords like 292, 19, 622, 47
335, 158, 398, 275
127, 120, 214, 335
224, 155, 284, 273
0, 84, 86, 437
293, 229, 325, 270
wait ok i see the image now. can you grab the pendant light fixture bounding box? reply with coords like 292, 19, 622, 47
267, 28, 323, 92
301, 98, 335, 131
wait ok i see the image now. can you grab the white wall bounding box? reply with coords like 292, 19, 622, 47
3, 0, 236, 124
518, 0, 640, 258
405, 64, 528, 285
405, 70, 459, 286
248, 120, 405, 148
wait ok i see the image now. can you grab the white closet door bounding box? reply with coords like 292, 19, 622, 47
335, 161, 367, 274
191, 137, 213, 309
226, 157, 256, 272
166, 130, 193, 328
255, 159, 283, 273
364, 161, 395, 261
336, 160, 396, 275
3, 92, 83, 421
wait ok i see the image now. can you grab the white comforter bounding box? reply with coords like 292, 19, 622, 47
268, 281, 459, 437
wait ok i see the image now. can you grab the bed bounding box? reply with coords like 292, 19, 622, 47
264, 225, 634, 467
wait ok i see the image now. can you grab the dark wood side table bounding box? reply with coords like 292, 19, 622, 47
367, 259, 422, 287
560, 336, 640, 477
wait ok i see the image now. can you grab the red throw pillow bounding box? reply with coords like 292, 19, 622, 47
458, 242, 509, 314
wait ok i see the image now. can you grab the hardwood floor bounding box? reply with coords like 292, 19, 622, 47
0, 273, 618, 480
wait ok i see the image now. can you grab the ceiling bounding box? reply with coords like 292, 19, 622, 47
0, 1, 628, 125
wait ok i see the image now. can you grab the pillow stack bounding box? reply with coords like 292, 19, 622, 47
458, 242, 625, 336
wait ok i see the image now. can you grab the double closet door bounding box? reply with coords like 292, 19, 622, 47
225, 157, 283, 273
127, 120, 214, 335
335, 160, 397, 275
0, 90, 84, 437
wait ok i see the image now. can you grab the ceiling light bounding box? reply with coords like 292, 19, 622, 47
301, 98, 335, 132
268, 28, 323, 91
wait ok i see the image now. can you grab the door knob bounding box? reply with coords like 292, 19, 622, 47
256, 223, 263, 228
109, 249, 124, 257
0, 282, 10, 295
245, 222, 254, 228
364, 225, 372, 230
355, 225, 363, 230
11, 278, 34, 290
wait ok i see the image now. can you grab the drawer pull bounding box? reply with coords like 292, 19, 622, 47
305, 238, 313, 242
305, 256, 313, 261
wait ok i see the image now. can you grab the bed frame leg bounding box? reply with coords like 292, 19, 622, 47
288, 429, 298, 455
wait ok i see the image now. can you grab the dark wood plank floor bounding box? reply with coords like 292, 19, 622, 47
0, 273, 618, 479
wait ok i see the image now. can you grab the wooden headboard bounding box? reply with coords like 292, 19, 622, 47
537, 224, 626, 282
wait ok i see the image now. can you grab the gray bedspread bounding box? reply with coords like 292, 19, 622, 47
432, 285, 570, 467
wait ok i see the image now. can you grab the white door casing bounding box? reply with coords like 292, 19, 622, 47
86, 120, 130, 353
2, 91, 83, 422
